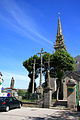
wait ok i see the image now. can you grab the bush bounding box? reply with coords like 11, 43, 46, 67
17, 89, 27, 97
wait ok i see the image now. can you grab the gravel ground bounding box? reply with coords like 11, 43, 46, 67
0, 107, 80, 120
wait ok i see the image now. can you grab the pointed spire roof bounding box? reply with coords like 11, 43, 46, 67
57, 17, 62, 36
54, 17, 66, 50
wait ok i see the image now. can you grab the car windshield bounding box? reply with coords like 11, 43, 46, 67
0, 97, 8, 101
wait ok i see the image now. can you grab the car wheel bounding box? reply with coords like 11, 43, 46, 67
5, 106, 9, 112
18, 103, 21, 108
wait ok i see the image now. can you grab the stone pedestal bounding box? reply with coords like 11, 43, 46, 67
37, 86, 43, 100
67, 78, 77, 110
43, 87, 52, 108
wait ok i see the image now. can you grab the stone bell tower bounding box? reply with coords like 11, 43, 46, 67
54, 17, 66, 50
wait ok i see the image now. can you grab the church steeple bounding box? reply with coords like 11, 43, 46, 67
54, 17, 66, 50
57, 17, 62, 35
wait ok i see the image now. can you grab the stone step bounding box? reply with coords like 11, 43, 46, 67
53, 100, 67, 107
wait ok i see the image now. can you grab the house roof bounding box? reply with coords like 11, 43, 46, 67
63, 71, 80, 81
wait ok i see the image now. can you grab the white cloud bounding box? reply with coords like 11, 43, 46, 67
0, 0, 53, 47
1, 71, 29, 89
3, 71, 27, 81
1, 71, 44, 89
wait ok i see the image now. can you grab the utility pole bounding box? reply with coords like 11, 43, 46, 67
32, 59, 36, 94
37, 48, 47, 88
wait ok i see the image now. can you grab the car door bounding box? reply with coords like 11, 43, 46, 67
12, 97, 19, 108
8, 97, 14, 108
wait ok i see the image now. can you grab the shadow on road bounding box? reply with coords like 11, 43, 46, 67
25, 111, 80, 120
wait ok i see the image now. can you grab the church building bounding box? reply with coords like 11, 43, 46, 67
50, 17, 80, 103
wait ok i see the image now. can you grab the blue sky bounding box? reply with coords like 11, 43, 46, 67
0, 0, 80, 89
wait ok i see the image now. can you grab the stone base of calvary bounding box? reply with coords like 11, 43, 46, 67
67, 78, 77, 110
37, 75, 79, 110
42, 77, 79, 110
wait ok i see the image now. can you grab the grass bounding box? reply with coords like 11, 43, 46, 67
52, 99, 56, 102
21, 99, 37, 102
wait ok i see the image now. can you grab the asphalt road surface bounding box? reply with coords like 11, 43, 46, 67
0, 107, 80, 120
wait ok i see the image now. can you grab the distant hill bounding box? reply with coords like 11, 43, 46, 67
74, 55, 80, 71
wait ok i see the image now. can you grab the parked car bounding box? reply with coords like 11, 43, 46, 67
0, 97, 22, 112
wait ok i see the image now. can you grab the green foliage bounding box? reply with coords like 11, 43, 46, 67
23, 55, 40, 73
23, 49, 75, 96
23, 55, 40, 93
28, 80, 36, 93
76, 84, 79, 105
18, 89, 26, 96
42, 53, 51, 71
42, 50, 75, 87
51, 49, 75, 78
43, 53, 51, 61
50, 49, 75, 99
22, 92, 38, 101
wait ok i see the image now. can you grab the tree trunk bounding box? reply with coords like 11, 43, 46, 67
56, 79, 63, 100
59, 79, 63, 100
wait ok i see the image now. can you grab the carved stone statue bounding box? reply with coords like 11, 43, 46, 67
10, 77, 15, 89
0, 72, 2, 84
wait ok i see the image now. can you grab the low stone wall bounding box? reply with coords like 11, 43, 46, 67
22, 102, 39, 108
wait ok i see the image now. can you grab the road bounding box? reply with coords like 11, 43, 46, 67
0, 107, 80, 120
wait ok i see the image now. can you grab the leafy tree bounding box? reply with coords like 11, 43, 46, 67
23, 55, 40, 93
50, 49, 75, 99
18, 89, 26, 97
23, 49, 75, 99
28, 73, 38, 93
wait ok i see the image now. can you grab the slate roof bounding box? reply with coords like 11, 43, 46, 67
63, 71, 80, 81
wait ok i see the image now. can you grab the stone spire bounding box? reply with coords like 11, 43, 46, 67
54, 17, 66, 50
57, 17, 62, 36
